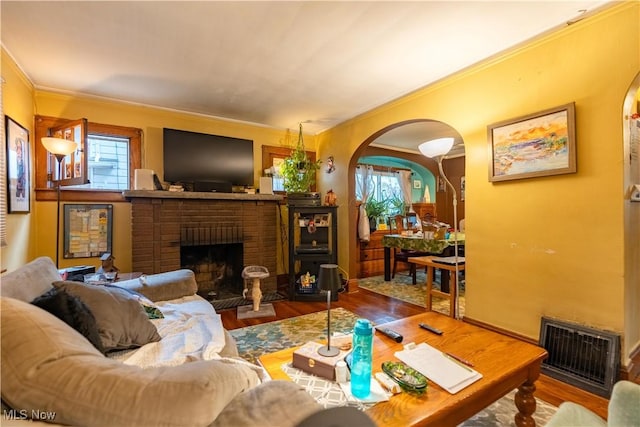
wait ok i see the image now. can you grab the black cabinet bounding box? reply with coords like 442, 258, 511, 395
288, 205, 338, 301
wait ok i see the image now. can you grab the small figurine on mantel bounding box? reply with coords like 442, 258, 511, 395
97, 253, 119, 274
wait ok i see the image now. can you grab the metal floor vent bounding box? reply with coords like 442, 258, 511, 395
539, 317, 620, 398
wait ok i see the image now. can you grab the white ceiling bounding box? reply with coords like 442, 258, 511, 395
1, 1, 612, 153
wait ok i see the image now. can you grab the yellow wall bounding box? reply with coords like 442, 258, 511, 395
315, 3, 639, 356
1, 50, 35, 272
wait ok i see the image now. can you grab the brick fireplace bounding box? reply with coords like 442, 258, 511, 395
125, 191, 282, 297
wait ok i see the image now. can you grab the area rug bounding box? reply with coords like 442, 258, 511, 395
237, 303, 276, 319
230, 307, 360, 365
229, 309, 556, 426
357, 272, 466, 317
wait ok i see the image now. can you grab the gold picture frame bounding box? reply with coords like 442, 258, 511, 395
488, 102, 576, 182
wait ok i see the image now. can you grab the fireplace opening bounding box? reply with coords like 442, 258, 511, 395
180, 243, 244, 300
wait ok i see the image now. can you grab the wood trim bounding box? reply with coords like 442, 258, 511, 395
35, 116, 71, 190
88, 122, 142, 190
625, 342, 640, 382
35, 188, 127, 203
35, 115, 142, 202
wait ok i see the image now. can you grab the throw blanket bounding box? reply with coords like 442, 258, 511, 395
109, 295, 226, 366
109, 295, 268, 380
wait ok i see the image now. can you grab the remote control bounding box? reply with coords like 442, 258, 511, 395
419, 323, 443, 335
376, 327, 403, 343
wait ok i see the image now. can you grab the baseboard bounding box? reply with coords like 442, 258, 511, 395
624, 342, 640, 383
345, 278, 360, 293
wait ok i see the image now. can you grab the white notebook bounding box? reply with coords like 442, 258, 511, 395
395, 343, 482, 394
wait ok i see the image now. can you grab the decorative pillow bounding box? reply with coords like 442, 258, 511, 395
31, 287, 106, 354
53, 281, 161, 352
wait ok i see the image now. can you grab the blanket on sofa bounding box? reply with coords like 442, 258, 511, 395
110, 295, 226, 367
108, 294, 269, 381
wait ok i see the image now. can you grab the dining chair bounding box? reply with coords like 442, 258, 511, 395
391, 214, 429, 284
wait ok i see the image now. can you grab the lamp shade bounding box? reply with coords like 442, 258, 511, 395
317, 264, 341, 293
42, 137, 77, 156
418, 137, 454, 158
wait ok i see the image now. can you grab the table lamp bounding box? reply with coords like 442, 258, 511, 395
42, 137, 77, 267
317, 264, 341, 357
418, 137, 461, 319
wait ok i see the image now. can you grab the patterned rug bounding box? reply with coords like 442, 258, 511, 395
357, 271, 466, 317
229, 308, 556, 426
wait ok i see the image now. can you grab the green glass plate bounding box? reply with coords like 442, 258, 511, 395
382, 361, 428, 393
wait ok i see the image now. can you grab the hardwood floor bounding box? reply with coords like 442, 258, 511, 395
219, 287, 610, 421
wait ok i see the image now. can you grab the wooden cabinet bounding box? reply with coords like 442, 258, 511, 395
358, 230, 390, 277
288, 205, 338, 301
413, 203, 437, 220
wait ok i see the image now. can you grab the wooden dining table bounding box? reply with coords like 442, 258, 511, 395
381, 233, 465, 281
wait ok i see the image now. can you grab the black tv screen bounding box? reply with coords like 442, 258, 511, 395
163, 128, 254, 189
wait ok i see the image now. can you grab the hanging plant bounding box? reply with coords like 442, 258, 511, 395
280, 123, 322, 193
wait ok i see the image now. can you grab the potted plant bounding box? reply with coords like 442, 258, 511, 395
364, 197, 388, 231
280, 124, 322, 193
388, 195, 407, 217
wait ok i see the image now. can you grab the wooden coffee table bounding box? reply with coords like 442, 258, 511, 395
258, 312, 547, 427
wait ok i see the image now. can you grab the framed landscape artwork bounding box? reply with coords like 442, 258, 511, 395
5, 116, 30, 213
488, 103, 576, 182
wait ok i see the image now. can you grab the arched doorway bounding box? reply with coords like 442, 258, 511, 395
346, 119, 464, 279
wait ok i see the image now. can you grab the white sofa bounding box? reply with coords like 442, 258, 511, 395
1, 257, 320, 427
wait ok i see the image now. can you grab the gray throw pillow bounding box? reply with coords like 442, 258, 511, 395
53, 281, 161, 352
31, 287, 106, 354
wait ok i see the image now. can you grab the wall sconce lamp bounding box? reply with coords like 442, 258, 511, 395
42, 137, 77, 267
418, 137, 462, 319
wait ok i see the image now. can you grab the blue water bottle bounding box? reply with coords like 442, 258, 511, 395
350, 318, 373, 398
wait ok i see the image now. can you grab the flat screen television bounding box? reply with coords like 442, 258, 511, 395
163, 128, 254, 192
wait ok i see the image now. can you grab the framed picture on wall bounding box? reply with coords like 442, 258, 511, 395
413, 179, 422, 189
64, 204, 113, 258
461, 176, 466, 201
488, 102, 576, 182
5, 116, 30, 213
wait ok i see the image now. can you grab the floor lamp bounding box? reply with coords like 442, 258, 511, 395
42, 137, 77, 268
418, 137, 461, 320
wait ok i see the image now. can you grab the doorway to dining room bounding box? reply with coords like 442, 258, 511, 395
348, 119, 466, 316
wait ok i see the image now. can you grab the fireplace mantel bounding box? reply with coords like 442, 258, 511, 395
126, 190, 282, 296
124, 190, 283, 202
